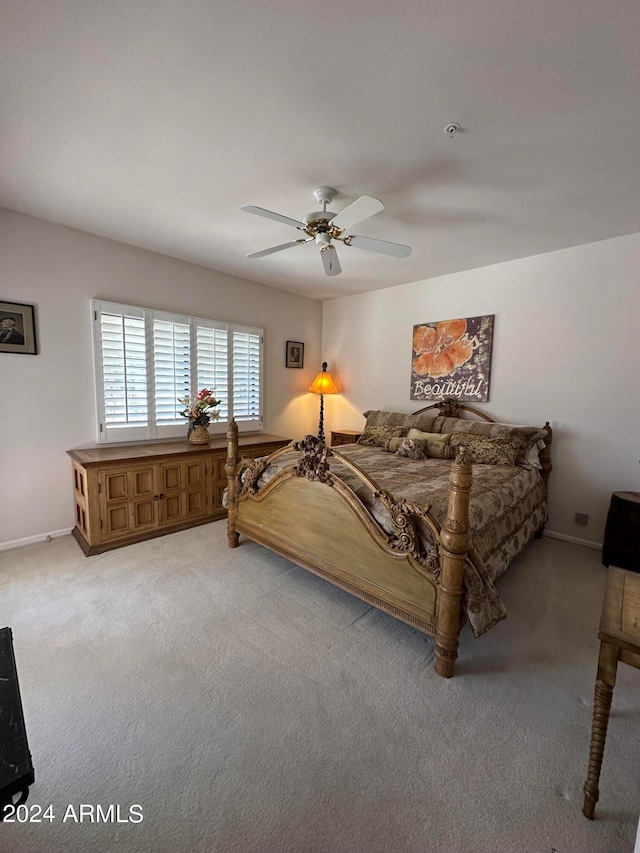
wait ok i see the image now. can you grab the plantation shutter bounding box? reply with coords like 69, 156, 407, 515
92, 300, 263, 443
195, 324, 229, 422
93, 302, 151, 442
153, 317, 191, 427
232, 328, 262, 427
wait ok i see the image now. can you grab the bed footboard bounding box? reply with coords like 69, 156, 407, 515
225, 420, 472, 677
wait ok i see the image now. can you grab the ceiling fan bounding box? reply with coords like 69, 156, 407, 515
241, 186, 412, 276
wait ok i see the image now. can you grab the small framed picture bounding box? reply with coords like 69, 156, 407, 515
285, 340, 304, 368
0, 301, 37, 355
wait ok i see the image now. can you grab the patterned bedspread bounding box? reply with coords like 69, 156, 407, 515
240, 443, 547, 637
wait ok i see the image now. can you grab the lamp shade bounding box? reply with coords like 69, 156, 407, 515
308, 362, 338, 395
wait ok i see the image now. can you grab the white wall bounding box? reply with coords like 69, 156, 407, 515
0, 209, 322, 547
322, 232, 640, 545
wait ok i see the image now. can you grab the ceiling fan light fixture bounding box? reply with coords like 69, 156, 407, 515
242, 187, 412, 276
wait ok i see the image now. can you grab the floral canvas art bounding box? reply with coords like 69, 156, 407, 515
410, 315, 494, 402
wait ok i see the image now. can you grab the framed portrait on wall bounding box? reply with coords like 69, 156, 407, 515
0, 301, 37, 355
286, 340, 304, 368
410, 315, 494, 402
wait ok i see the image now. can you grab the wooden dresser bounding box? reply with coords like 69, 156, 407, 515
67, 434, 290, 555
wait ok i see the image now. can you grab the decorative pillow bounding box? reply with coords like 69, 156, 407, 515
439, 417, 546, 467
395, 437, 426, 460
362, 410, 444, 435
425, 438, 454, 460
521, 438, 546, 470
405, 429, 454, 459
449, 432, 521, 466
407, 428, 449, 442
500, 424, 548, 467
384, 435, 405, 453
358, 425, 404, 448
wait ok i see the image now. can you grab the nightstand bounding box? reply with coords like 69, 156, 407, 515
330, 430, 361, 446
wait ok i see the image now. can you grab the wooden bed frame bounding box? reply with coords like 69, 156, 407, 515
225, 399, 552, 678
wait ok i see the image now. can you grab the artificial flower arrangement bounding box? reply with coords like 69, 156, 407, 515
178, 388, 221, 435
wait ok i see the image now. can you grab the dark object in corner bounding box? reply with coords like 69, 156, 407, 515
0, 627, 34, 817
602, 492, 640, 573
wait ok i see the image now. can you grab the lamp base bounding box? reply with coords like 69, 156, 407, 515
317, 393, 325, 443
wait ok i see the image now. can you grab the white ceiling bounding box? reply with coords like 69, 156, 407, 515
2, 0, 639, 301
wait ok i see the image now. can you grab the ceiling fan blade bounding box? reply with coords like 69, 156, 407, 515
346, 234, 412, 258
329, 195, 384, 232
247, 240, 308, 259
320, 245, 341, 276
241, 205, 305, 229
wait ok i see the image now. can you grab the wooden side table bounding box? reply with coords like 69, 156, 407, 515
582, 567, 640, 819
330, 430, 362, 447
602, 491, 640, 572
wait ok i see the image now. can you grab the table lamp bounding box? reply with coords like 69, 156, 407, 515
308, 361, 338, 443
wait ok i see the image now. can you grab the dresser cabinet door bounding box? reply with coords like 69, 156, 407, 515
99, 465, 158, 541
158, 458, 209, 525
182, 458, 209, 521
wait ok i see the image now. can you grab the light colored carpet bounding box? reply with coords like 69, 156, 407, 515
0, 525, 638, 852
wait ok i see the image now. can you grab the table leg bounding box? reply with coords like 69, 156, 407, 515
582, 641, 619, 819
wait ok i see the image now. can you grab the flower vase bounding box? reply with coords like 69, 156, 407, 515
188, 424, 210, 445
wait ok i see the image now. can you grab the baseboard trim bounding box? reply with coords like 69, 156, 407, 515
0, 526, 603, 555
0, 528, 73, 553
543, 529, 603, 550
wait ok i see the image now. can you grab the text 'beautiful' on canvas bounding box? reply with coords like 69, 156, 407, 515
410, 315, 494, 402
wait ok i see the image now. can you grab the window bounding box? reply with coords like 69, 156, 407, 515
92, 299, 263, 443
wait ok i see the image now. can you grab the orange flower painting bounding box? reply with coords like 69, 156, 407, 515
412, 318, 474, 377
410, 315, 494, 402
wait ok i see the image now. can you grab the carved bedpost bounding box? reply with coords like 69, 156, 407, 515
534, 422, 553, 538
435, 448, 472, 678
539, 421, 553, 496
226, 419, 239, 548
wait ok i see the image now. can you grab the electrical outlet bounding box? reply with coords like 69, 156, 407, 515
574, 512, 589, 526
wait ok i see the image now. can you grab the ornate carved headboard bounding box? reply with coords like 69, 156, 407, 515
413, 397, 496, 423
